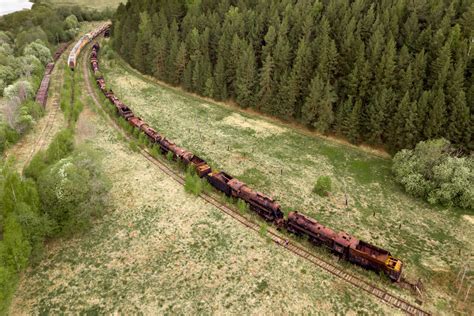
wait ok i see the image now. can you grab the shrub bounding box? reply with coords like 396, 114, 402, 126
149, 146, 160, 158
166, 151, 174, 161
37, 147, 109, 236
392, 139, 473, 209
313, 176, 332, 196
184, 172, 203, 196
259, 223, 268, 237
129, 140, 139, 152
236, 199, 248, 214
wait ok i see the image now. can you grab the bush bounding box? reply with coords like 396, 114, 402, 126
184, 172, 203, 196
129, 140, 139, 152
37, 147, 109, 236
313, 176, 332, 196
23, 129, 74, 180
237, 199, 249, 214
392, 139, 473, 209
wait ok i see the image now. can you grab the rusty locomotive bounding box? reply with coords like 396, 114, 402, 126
88, 33, 403, 282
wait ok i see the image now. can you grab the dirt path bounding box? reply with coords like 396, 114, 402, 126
3, 59, 67, 172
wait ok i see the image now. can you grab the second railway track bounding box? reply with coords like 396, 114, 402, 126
81, 40, 431, 316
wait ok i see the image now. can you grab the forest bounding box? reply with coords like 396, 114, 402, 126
112, 0, 473, 153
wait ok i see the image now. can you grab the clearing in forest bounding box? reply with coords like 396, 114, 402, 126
98, 53, 473, 314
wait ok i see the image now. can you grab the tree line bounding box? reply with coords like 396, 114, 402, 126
112, 0, 473, 152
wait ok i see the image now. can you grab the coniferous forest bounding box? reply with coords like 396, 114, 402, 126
112, 0, 473, 152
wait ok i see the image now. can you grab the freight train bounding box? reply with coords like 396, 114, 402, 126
85, 28, 404, 282
68, 22, 111, 70
35, 42, 72, 107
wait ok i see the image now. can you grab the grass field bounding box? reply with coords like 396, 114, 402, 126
95, 48, 473, 313
47, 0, 124, 9
10, 91, 395, 314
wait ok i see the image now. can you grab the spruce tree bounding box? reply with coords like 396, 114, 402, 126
287, 38, 313, 118
258, 54, 275, 112
174, 42, 187, 85
213, 56, 227, 100
235, 42, 257, 107
348, 99, 362, 143
425, 88, 447, 139
447, 90, 470, 146
366, 88, 389, 145
302, 75, 336, 133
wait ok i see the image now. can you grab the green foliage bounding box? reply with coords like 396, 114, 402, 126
113, 0, 473, 151
313, 176, 332, 197
166, 151, 174, 161
259, 223, 268, 237
23, 40, 52, 65
0, 162, 51, 313
64, 15, 79, 31
37, 147, 109, 236
392, 139, 473, 209
236, 199, 249, 214
149, 146, 160, 158
129, 140, 139, 152
23, 129, 74, 180
184, 171, 203, 196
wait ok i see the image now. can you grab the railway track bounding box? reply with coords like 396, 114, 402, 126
23, 49, 69, 169
81, 41, 431, 316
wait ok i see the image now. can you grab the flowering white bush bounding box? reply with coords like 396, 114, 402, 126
392, 139, 473, 209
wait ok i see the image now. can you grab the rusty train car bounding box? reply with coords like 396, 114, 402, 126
89, 38, 404, 282
35, 42, 72, 107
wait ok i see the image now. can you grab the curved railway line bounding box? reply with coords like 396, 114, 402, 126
80, 37, 431, 316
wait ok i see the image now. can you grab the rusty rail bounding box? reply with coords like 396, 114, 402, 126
81, 41, 431, 316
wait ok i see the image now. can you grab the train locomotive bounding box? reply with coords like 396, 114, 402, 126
87, 30, 404, 282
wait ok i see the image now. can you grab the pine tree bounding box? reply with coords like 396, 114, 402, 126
447, 90, 470, 146
416, 90, 431, 142
335, 97, 354, 140
262, 25, 276, 62
348, 99, 362, 143
273, 29, 291, 82
258, 54, 275, 112
167, 19, 180, 81
213, 56, 227, 100
235, 42, 257, 107
315, 17, 338, 82
376, 35, 396, 89
153, 36, 168, 80
287, 38, 313, 118
133, 12, 154, 74
302, 75, 336, 133
274, 71, 294, 119
204, 76, 215, 98
366, 88, 389, 145
430, 42, 451, 89
424, 88, 447, 139
391, 92, 418, 150
174, 42, 187, 85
